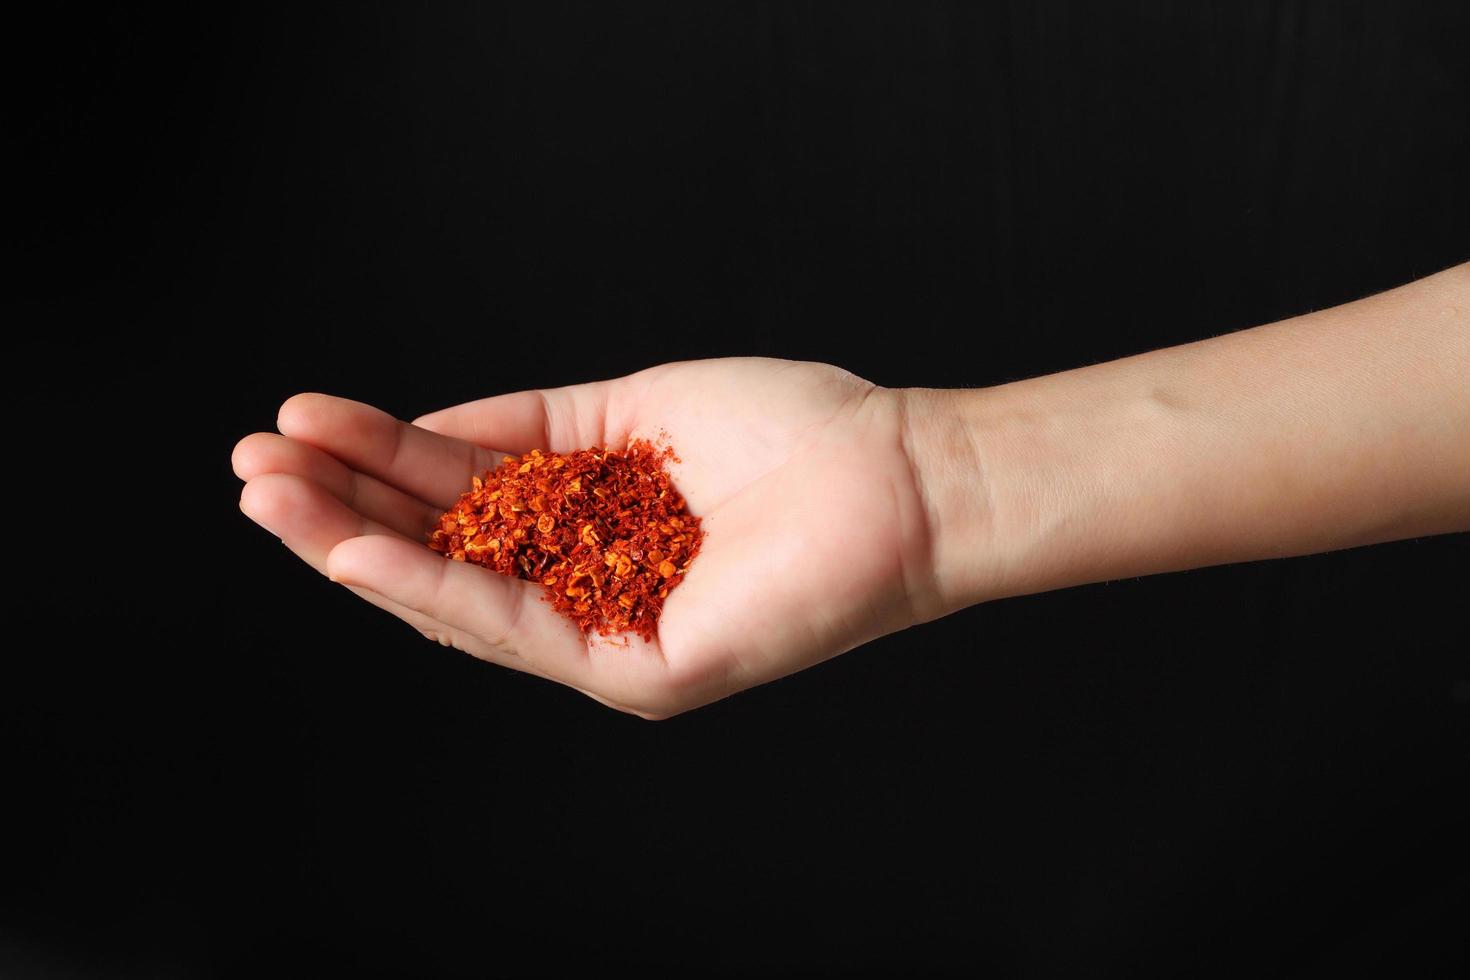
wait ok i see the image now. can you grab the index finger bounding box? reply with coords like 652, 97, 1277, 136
411, 376, 629, 454
277, 392, 502, 508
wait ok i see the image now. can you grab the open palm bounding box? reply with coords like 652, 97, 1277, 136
234, 357, 940, 717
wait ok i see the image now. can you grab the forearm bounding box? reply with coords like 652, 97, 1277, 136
904, 261, 1470, 615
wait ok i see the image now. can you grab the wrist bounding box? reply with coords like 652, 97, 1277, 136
899, 264, 1470, 619
897, 373, 1185, 614
897, 384, 1029, 617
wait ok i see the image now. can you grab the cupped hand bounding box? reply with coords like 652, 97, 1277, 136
233, 357, 946, 718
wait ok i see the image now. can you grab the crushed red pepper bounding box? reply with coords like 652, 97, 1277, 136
426, 438, 703, 641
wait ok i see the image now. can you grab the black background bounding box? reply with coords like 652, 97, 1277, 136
11, 2, 1469, 976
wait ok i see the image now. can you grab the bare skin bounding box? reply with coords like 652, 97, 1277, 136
234, 261, 1469, 718
234, 360, 937, 718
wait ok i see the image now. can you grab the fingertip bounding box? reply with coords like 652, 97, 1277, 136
239, 474, 293, 539
237, 473, 270, 519
324, 535, 364, 585
277, 391, 337, 436
324, 534, 399, 587
231, 434, 256, 479
231, 431, 276, 480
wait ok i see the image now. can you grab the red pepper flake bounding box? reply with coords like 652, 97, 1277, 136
426, 438, 703, 641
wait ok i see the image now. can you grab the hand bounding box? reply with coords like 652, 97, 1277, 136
233, 358, 955, 718
232, 268, 1470, 718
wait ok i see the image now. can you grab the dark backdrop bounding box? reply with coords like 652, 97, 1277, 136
11, 2, 1469, 976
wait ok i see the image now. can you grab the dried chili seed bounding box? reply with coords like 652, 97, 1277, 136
426, 437, 703, 641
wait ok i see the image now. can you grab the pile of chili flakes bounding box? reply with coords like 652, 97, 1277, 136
427, 438, 703, 640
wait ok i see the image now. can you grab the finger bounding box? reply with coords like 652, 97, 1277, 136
276, 393, 501, 508
390, 590, 561, 683
350, 583, 560, 683
240, 473, 551, 680
411, 377, 623, 454
325, 534, 598, 690
233, 432, 441, 541
240, 472, 405, 570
